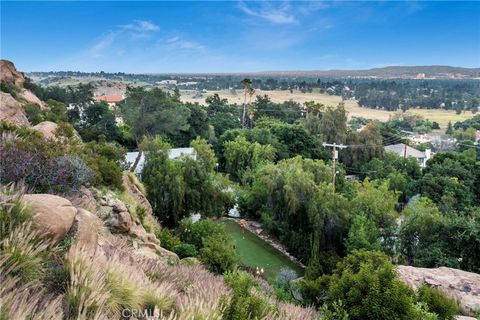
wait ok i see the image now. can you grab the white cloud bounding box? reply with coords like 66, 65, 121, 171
122, 19, 159, 32
164, 36, 205, 51
238, 1, 296, 24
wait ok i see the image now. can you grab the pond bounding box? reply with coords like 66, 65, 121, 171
221, 219, 304, 281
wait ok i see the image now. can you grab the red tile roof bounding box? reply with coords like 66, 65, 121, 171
97, 95, 124, 103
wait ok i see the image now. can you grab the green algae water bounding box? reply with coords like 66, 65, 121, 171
222, 219, 304, 281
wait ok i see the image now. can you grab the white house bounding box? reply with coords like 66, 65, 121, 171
126, 148, 197, 179
384, 143, 432, 168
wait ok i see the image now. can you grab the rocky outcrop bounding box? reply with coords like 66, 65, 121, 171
23, 194, 77, 241
0, 92, 29, 126
398, 265, 480, 312
105, 200, 133, 232
122, 174, 153, 215
67, 186, 97, 213
0, 59, 25, 87
32, 121, 59, 140
69, 208, 103, 248
19, 88, 44, 108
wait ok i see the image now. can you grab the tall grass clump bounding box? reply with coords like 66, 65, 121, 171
0, 186, 63, 319
64, 245, 110, 319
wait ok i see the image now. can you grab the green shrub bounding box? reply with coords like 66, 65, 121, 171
179, 218, 227, 249
156, 228, 181, 251
221, 271, 277, 319
275, 267, 298, 290
299, 275, 331, 307
199, 234, 237, 274
173, 243, 198, 258
94, 158, 124, 190
24, 103, 44, 125
417, 285, 460, 320
326, 250, 417, 320
321, 300, 350, 320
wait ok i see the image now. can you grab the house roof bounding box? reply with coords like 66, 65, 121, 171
126, 148, 197, 174
384, 143, 426, 159
97, 95, 124, 103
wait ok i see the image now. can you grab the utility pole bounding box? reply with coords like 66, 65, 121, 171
323, 143, 347, 193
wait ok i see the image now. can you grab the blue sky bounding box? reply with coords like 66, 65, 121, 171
1, 1, 479, 72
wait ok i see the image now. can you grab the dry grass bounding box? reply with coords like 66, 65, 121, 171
182, 89, 475, 132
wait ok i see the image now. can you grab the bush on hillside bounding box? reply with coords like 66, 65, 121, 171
173, 243, 198, 258
221, 271, 277, 319
179, 218, 228, 250
199, 233, 237, 274
326, 250, 417, 320
417, 285, 460, 320
155, 228, 181, 251
0, 131, 91, 193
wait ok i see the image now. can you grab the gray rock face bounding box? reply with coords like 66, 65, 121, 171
397, 265, 480, 312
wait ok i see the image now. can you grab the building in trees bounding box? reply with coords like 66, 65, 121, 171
126, 147, 197, 179
96, 94, 124, 108
384, 143, 432, 168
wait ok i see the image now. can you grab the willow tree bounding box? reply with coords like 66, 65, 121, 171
142, 136, 233, 226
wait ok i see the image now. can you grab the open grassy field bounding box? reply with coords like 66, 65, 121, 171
221, 219, 303, 281
182, 89, 475, 131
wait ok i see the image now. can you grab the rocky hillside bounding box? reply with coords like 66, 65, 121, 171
0, 175, 317, 319
0, 59, 44, 126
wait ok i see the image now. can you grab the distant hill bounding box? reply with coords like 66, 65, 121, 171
254, 66, 480, 79
28, 65, 480, 80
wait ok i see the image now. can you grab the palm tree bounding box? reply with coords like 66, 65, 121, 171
248, 104, 256, 129
241, 78, 252, 129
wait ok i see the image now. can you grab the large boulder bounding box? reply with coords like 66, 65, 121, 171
18, 88, 44, 109
0, 59, 25, 87
23, 194, 77, 241
32, 121, 59, 140
0, 92, 29, 126
397, 265, 480, 312
69, 208, 103, 248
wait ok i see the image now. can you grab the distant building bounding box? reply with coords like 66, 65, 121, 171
384, 143, 432, 168
126, 147, 197, 179
408, 134, 431, 144
96, 95, 124, 108
415, 73, 426, 79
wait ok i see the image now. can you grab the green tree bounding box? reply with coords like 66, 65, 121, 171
345, 214, 381, 253
320, 103, 347, 144
120, 87, 190, 171
446, 121, 453, 135
223, 136, 276, 181
78, 101, 120, 142
206, 94, 240, 137
142, 137, 233, 226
